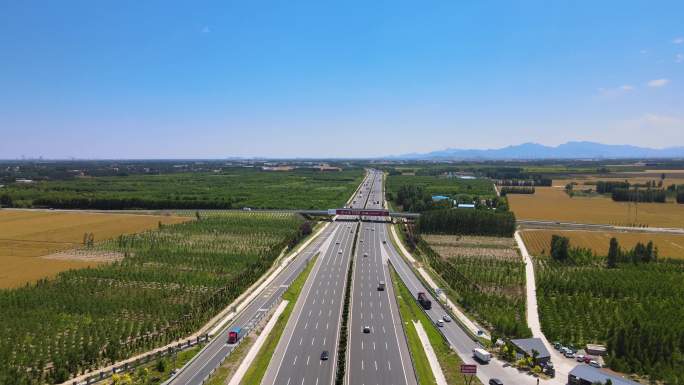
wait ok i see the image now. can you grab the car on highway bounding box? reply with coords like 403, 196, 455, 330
363, 326, 371, 333
338, 250, 343, 254
436, 320, 444, 327
320, 350, 329, 360
489, 379, 503, 385
382, 240, 387, 244
336, 241, 340, 244
443, 315, 452, 322
378, 281, 385, 291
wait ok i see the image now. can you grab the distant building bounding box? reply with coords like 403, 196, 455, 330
315, 164, 342, 172
262, 166, 295, 171
568, 364, 640, 385
510, 338, 551, 364
432, 195, 449, 201
456, 203, 476, 209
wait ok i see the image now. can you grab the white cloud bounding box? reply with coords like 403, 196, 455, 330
674, 37, 684, 44
647, 78, 670, 87
597, 84, 635, 98
641, 113, 681, 125
676, 54, 684, 63
201, 26, 211, 33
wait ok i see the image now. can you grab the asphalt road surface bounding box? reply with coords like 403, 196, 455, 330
172, 172, 373, 385
170, 223, 338, 385
261, 172, 376, 385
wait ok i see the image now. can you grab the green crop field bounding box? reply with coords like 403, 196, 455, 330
387, 174, 495, 199
0, 212, 307, 384
536, 258, 684, 384
418, 236, 530, 338
1, 167, 364, 210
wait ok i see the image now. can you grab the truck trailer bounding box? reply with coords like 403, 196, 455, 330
417, 292, 432, 310
473, 348, 492, 363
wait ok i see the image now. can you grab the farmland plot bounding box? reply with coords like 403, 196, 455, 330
536, 258, 684, 384
0, 210, 188, 288
419, 235, 530, 338
521, 229, 684, 259
508, 187, 684, 227
0, 212, 305, 384
3, 168, 364, 210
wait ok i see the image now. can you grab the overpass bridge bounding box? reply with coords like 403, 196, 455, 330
297, 208, 420, 219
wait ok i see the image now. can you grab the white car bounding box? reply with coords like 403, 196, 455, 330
443, 315, 452, 322
589, 360, 601, 368
436, 320, 445, 327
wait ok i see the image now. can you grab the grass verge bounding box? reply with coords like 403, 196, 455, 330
105, 345, 204, 385
204, 334, 254, 385
390, 267, 481, 385
238, 253, 319, 385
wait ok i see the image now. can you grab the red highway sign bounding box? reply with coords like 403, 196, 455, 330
335, 209, 389, 216
460, 364, 477, 374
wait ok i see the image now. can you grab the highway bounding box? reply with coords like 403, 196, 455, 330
171, 173, 372, 385
518, 219, 684, 234
358, 170, 545, 385
261, 172, 376, 385
348, 170, 417, 385
169, 223, 338, 385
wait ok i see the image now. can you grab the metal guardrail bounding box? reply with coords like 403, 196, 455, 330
70, 335, 210, 385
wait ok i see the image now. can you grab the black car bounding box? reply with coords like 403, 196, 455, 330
320, 350, 329, 360
489, 379, 503, 385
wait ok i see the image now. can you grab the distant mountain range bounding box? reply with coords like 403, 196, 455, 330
391, 141, 684, 160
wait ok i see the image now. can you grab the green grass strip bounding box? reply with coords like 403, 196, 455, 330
390, 267, 481, 385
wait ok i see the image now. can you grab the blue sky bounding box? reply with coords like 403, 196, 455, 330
1, 0, 683, 158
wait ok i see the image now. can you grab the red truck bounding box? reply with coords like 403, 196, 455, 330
227, 327, 242, 344
417, 292, 432, 310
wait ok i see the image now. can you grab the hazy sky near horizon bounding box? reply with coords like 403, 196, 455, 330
1, 1, 683, 159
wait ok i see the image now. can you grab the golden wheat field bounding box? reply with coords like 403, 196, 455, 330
0, 210, 189, 288
552, 169, 684, 190
508, 187, 684, 227
521, 229, 684, 259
